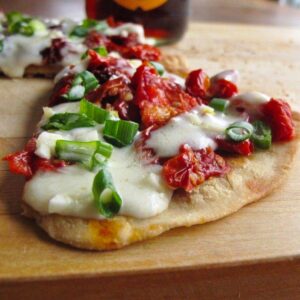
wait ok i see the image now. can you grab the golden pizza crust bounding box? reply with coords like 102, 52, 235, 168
20, 54, 300, 250
22, 112, 300, 250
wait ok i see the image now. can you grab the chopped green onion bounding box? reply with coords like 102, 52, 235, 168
81, 46, 108, 60
70, 25, 89, 37
9, 20, 34, 36
6, 12, 23, 25
0, 40, 3, 53
70, 19, 108, 38
55, 140, 113, 169
150, 61, 165, 76
209, 98, 229, 112
93, 168, 122, 218
103, 120, 139, 147
64, 85, 85, 101
42, 113, 96, 131
225, 121, 254, 142
94, 46, 108, 57
79, 70, 99, 93
80, 99, 110, 124
251, 120, 272, 149
28, 19, 47, 35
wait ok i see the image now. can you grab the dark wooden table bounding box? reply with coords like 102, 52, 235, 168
1, 0, 300, 26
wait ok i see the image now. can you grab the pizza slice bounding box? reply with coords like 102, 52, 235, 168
0, 11, 161, 78
4, 49, 298, 250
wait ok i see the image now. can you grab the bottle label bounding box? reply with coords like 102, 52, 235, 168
114, 0, 168, 11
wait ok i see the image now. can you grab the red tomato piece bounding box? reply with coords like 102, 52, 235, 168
162, 145, 229, 192
216, 138, 253, 156
122, 44, 161, 61
262, 98, 295, 141
84, 31, 110, 49
209, 78, 238, 99
185, 69, 210, 100
48, 74, 74, 106
133, 64, 200, 128
41, 38, 67, 65
3, 151, 33, 178
32, 158, 69, 173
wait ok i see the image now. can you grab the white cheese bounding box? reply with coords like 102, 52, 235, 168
0, 34, 51, 77
232, 92, 270, 105
104, 23, 147, 44
24, 146, 172, 219
211, 69, 239, 84
146, 105, 244, 157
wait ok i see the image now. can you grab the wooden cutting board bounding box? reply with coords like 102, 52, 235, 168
1, 23, 300, 299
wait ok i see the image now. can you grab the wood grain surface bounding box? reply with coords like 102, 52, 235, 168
1, 23, 300, 299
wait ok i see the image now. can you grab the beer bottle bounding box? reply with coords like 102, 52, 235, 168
86, 0, 190, 44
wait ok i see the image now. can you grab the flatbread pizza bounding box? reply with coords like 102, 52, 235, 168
3, 15, 298, 250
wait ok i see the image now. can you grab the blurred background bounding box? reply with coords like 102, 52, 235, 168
1, 0, 300, 26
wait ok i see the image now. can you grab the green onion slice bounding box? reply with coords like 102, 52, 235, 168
225, 121, 254, 142
150, 61, 165, 76
79, 70, 99, 93
209, 98, 229, 112
80, 99, 110, 124
93, 168, 122, 218
64, 85, 85, 101
6, 12, 23, 25
251, 120, 272, 149
81, 46, 108, 60
103, 120, 139, 147
55, 140, 113, 169
70, 19, 108, 38
42, 113, 96, 131
0, 40, 3, 53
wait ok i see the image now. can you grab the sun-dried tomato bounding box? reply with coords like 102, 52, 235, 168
185, 69, 210, 101
209, 78, 238, 99
162, 145, 229, 192
87, 50, 132, 83
132, 64, 200, 128
84, 31, 110, 49
216, 138, 253, 156
121, 44, 161, 61
41, 38, 67, 65
3, 151, 33, 178
262, 98, 295, 141
48, 74, 74, 106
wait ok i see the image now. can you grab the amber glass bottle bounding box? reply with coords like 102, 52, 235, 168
86, 0, 190, 44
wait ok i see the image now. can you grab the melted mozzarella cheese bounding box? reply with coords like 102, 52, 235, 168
0, 34, 52, 77
146, 105, 244, 157
24, 146, 172, 219
26, 101, 172, 219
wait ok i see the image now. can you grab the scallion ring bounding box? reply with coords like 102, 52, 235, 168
225, 121, 254, 142
103, 119, 139, 147
93, 168, 122, 218
251, 120, 272, 149
209, 98, 229, 112
79, 98, 110, 124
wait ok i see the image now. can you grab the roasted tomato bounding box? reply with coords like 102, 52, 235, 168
84, 31, 110, 49
48, 74, 74, 106
4, 151, 33, 178
121, 44, 161, 61
3, 138, 68, 178
262, 98, 295, 141
133, 64, 200, 128
185, 69, 210, 100
162, 145, 229, 192
209, 78, 238, 99
41, 38, 67, 65
216, 138, 253, 156
87, 50, 132, 83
